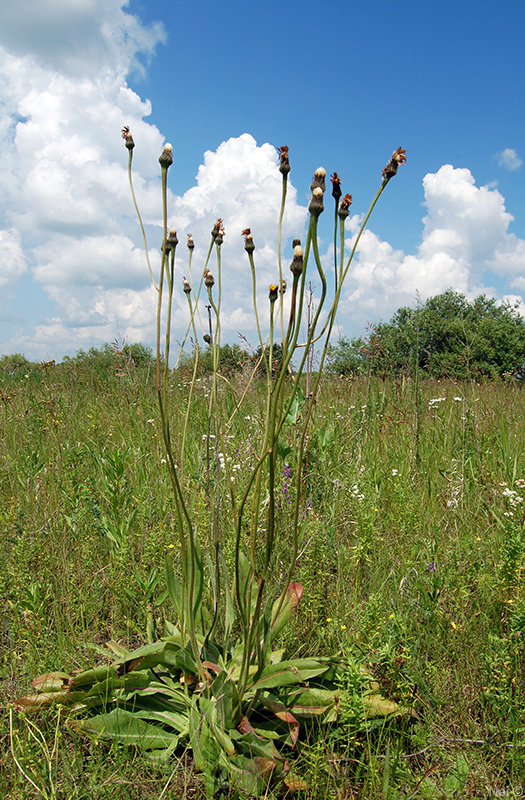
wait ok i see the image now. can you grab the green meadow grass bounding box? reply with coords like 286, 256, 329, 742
1, 362, 525, 798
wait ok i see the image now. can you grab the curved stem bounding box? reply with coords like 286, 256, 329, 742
127, 149, 158, 291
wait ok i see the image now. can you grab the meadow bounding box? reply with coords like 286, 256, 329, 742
1, 355, 524, 798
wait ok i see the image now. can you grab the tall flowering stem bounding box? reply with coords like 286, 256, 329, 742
123, 130, 406, 720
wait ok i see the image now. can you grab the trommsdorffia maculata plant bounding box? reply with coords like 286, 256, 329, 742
15, 135, 408, 797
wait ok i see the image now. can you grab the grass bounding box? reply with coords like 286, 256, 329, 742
1, 358, 525, 798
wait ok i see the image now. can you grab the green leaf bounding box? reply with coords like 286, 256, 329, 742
165, 553, 183, 621
134, 708, 189, 736
68, 664, 117, 690
288, 687, 339, 722
211, 670, 238, 730
247, 658, 329, 691
269, 583, 303, 642
69, 708, 178, 750
283, 386, 306, 426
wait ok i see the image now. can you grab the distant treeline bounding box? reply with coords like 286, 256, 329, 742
0, 341, 282, 382
3, 291, 525, 382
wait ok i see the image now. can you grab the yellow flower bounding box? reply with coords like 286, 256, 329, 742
340, 624, 347, 631
326, 617, 333, 623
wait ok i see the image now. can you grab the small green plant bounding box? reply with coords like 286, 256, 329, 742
89, 444, 138, 553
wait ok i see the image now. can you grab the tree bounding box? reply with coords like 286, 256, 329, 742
327, 336, 367, 376
177, 342, 249, 376
330, 291, 525, 379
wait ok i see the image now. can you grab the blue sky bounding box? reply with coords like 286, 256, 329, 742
0, 0, 524, 360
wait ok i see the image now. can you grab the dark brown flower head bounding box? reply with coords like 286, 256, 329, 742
203, 333, 212, 344
310, 167, 326, 193
292, 238, 301, 249
204, 269, 215, 288
290, 244, 304, 276
308, 187, 324, 217
159, 143, 173, 169
331, 172, 342, 202
278, 145, 291, 176
187, 233, 195, 251
381, 147, 407, 180
182, 277, 191, 294
338, 193, 353, 220
269, 284, 279, 302
121, 126, 135, 150
242, 228, 255, 254
211, 218, 223, 238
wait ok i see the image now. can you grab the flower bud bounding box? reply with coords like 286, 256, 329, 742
203, 333, 212, 344
308, 186, 324, 217
159, 143, 173, 169
242, 228, 255, 254
187, 234, 195, 251
290, 244, 304, 276
182, 277, 191, 294
211, 219, 222, 238
269, 284, 279, 302
280, 279, 287, 295
204, 269, 215, 288
278, 145, 290, 175
338, 194, 353, 221
121, 126, 135, 150
331, 172, 342, 202
381, 147, 406, 180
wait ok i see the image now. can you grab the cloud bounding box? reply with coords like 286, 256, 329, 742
496, 148, 523, 171
0, 1, 169, 357
342, 164, 525, 329
1, 1, 525, 360
0, 0, 165, 77
0, 228, 27, 288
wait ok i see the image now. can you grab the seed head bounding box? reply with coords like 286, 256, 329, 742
290, 244, 304, 276
310, 167, 326, 193
215, 225, 225, 247
163, 228, 178, 253
308, 186, 324, 217
278, 145, 291, 176
121, 126, 135, 150
280, 279, 287, 295
187, 234, 195, 251
159, 143, 173, 169
182, 277, 191, 294
204, 269, 215, 288
381, 147, 406, 180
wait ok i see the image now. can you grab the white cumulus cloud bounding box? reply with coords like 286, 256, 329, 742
342, 164, 525, 331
